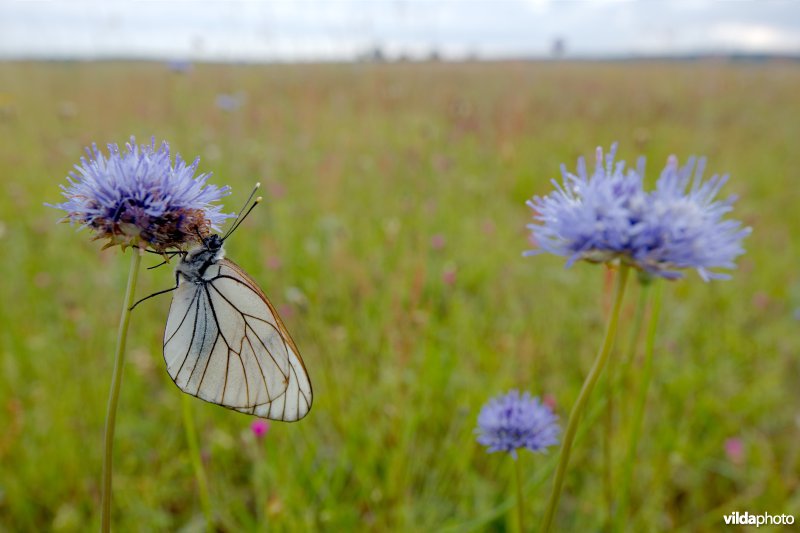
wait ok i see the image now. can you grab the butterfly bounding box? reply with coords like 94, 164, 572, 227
134, 185, 312, 421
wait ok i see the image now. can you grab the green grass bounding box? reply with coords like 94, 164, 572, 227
1, 60, 799, 531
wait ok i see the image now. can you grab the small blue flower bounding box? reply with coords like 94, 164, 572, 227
476, 390, 560, 459
49, 137, 233, 251
166, 59, 192, 74
525, 143, 750, 281
525, 143, 649, 267
215, 93, 243, 112
632, 155, 752, 281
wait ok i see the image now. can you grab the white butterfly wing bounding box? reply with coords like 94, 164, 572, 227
163, 259, 312, 421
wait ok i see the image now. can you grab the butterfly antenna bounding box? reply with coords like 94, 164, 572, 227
223, 183, 262, 241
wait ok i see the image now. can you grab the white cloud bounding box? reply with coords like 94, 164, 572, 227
1, 0, 799, 59
709, 22, 800, 51
519, 0, 553, 14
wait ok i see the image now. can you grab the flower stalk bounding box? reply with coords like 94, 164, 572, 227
602, 373, 614, 526
616, 280, 663, 527
620, 280, 652, 385
514, 457, 525, 533
540, 264, 630, 533
101, 248, 142, 532
182, 394, 214, 530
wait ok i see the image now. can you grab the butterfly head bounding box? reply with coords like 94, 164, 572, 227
179, 235, 225, 281
178, 184, 261, 282
202, 233, 224, 253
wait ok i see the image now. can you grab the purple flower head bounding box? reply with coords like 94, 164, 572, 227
49, 137, 233, 251
167, 60, 192, 74
476, 390, 560, 459
632, 155, 751, 281
525, 143, 750, 281
724, 437, 745, 464
525, 143, 649, 267
251, 419, 270, 439
215, 93, 243, 112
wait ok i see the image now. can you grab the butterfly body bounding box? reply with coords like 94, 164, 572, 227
175, 234, 225, 283
163, 235, 312, 422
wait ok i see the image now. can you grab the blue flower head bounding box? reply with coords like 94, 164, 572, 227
49, 137, 234, 251
525, 144, 648, 267
525, 143, 750, 281
632, 155, 752, 281
476, 390, 560, 459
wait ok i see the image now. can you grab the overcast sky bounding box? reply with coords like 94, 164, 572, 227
2, 0, 799, 61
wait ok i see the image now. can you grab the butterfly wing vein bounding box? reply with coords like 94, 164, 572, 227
163, 260, 312, 421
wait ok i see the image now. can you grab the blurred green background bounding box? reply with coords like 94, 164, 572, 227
0, 60, 799, 531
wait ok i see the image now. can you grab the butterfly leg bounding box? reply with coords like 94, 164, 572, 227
129, 272, 182, 311
146, 250, 187, 270
148, 260, 171, 270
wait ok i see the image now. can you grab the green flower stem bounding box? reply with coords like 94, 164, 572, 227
606, 282, 651, 527
540, 264, 630, 533
617, 280, 663, 529
621, 282, 651, 373
602, 374, 614, 526
514, 457, 525, 533
101, 248, 142, 532
182, 393, 213, 530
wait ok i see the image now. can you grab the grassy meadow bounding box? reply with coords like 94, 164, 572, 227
0, 60, 799, 531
